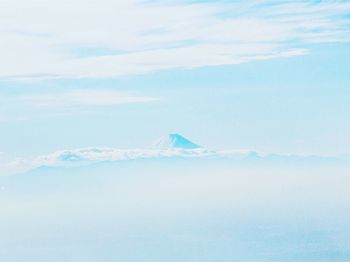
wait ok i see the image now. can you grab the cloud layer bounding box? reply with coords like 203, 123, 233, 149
1, 0, 350, 80
1, 145, 348, 176
0, 147, 257, 175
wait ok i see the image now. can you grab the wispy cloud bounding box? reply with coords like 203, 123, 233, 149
0, 0, 349, 80
20, 90, 159, 108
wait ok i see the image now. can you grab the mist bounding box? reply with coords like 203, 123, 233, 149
1, 160, 350, 261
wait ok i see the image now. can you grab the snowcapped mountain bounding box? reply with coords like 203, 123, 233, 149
16, 133, 257, 172
2, 133, 346, 176
153, 134, 201, 149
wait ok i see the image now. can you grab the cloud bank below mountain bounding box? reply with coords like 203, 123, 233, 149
1, 133, 348, 176
1, 147, 343, 176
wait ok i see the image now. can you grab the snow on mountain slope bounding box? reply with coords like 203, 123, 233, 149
153, 134, 201, 149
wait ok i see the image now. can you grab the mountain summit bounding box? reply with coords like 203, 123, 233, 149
153, 134, 201, 149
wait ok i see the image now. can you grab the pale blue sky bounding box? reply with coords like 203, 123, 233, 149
0, 0, 350, 160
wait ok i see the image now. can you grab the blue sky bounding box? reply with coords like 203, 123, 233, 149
0, 0, 350, 160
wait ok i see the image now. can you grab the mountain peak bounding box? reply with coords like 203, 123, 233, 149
153, 134, 201, 149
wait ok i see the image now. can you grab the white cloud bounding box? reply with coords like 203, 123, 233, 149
20, 90, 159, 108
35, 148, 216, 165
0, 147, 257, 175
29, 147, 257, 169
0, 0, 349, 80
1, 146, 346, 176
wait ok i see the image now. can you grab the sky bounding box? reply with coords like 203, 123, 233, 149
0, 0, 350, 162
